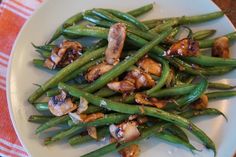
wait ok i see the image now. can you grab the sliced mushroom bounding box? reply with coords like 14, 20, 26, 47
137, 56, 162, 77
44, 40, 83, 69
109, 121, 140, 142
107, 80, 136, 93
107, 68, 155, 93
166, 38, 199, 57
48, 90, 77, 116
85, 62, 114, 82
87, 126, 97, 140
135, 93, 166, 109
129, 68, 155, 89
79, 112, 105, 123
212, 37, 230, 58
77, 97, 88, 114
105, 23, 127, 65
68, 112, 81, 124
119, 144, 141, 157
191, 94, 208, 110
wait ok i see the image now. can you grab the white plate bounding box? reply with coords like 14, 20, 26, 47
7, 0, 236, 157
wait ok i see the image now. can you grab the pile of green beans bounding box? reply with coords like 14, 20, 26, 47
28, 3, 236, 157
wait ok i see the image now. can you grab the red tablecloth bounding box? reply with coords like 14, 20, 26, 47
0, 0, 43, 156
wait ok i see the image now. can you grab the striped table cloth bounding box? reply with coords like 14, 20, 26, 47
0, 0, 43, 156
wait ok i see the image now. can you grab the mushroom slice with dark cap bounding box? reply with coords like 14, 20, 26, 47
105, 23, 127, 65
166, 38, 199, 57
137, 56, 162, 77
44, 40, 83, 69
48, 90, 77, 116
212, 37, 230, 58
135, 93, 167, 109
85, 62, 114, 82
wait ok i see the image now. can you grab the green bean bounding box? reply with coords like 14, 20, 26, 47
109, 83, 196, 104
83, 12, 113, 28
155, 132, 197, 151
28, 46, 106, 103
32, 43, 55, 52
84, 29, 172, 93
150, 19, 179, 33
35, 49, 51, 58
81, 124, 164, 157
105, 9, 149, 31
84, 105, 105, 114
178, 11, 224, 24
192, 29, 216, 40
34, 102, 48, 111
127, 3, 154, 17
59, 83, 216, 154
169, 57, 234, 76
150, 84, 195, 98
36, 115, 70, 134
208, 82, 235, 90
46, 88, 61, 97
146, 54, 170, 94
63, 25, 108, 39
33, 59, 45, 69
28, 115, 53, 123
142, 11, 224, 26
145, 21, 162, 29
44, 113, 129, 145
142, 19, 163, 26
48, 12, 83, 43
82, 15, 158, 42
199, 32, 236, 48
91, 9, 135, 28
94, 87, 117, 98
85, 39, 108, 53
165, 125, 189, 143
171, 77, 208, 108
180, 108, 227, 120
69, 127, 109, 146
206, 91, 236, 100
47, 84, 89, 97
184, 55, 236, 67
64, 25, 166, 56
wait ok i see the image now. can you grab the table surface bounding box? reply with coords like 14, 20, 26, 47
213, 0, 236, 27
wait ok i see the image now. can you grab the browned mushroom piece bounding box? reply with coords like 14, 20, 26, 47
87, 126, 97, 140
191, 94, 208, 110
79, 112, 105, 123
44, 40, 83, 69
107, 80, 136, 93
107, 68, 155, 93
109, 121, 140, 143
137, 56, 162, 77
135, 93, 167, 109
212, 37, 230, 58
166, 38, 199, 57
48, 90, 77, 116
119, 144, 141, 157
85, 62, 114, 82
105, 23, 127, 65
